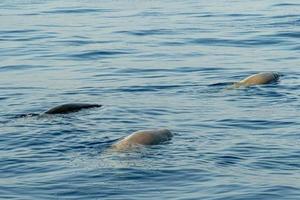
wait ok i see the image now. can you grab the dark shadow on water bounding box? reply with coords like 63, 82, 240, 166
208, 82, 234, 87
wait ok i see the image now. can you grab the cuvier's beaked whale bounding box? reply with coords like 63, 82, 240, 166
16, 103, 102, 118
111, 129, 173, 151
44, 103, 102, 114
233, 72, 280, 88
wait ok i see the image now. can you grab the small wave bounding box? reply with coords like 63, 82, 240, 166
42, 8, 113, 14
115, 29, 175, 36
188, 37, 284, 47
271, 14, 299, 19
159, 41, 185, 46
69, 50, 130, 60
133, 11, 165, 17
214, 155, 245, 166
115, 84, 184, 93
0, 35, 55, 42
274, 32, 300, 38
224, 13, 263, 18
55, 39, 114, 46
55, 39, 95, 46
116, 66, 226, 74
293, 46, 300, 51
0, 97, 9, 101
0, 29, 38, 35
272, 3, 300, 7
217, 119, 296, 130
0, 65, 48, 72
267, 19, 300, 28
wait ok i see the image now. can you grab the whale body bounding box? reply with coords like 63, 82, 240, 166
112, 129, 173, 151
233, 72, 280, 88
45, 103, 102, 114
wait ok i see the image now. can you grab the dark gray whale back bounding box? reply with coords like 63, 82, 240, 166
44, 103, 102, 114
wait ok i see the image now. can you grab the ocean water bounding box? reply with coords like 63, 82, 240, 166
1, 0, 300, 199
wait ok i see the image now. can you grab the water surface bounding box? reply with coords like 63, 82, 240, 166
1, 0, 300, 199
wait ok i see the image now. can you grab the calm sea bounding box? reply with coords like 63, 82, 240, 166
1, 0, 300, 199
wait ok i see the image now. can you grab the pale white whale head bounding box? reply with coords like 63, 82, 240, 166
111, 129, 173, 151
233, 72, 280, 88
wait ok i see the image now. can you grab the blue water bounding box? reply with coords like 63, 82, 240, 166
1, 0, 300, 199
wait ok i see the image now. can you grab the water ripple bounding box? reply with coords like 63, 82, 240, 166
115, 29, 176, 36
217, 119, 297, 130
42, 8, 114, 14
68, 50, 131, 60
272, 3, 300, 7
189, 37, 285, 47
1, 1, 300, 200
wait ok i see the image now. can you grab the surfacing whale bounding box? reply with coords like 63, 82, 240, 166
233, 72, 280, 88
16, 103, 102, 118
111, 128, 173, 151
44, 103, 101, 114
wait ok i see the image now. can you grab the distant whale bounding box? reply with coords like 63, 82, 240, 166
233, 72, 280, 88
111, 129, 173, 151
44, 103, 101, 114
